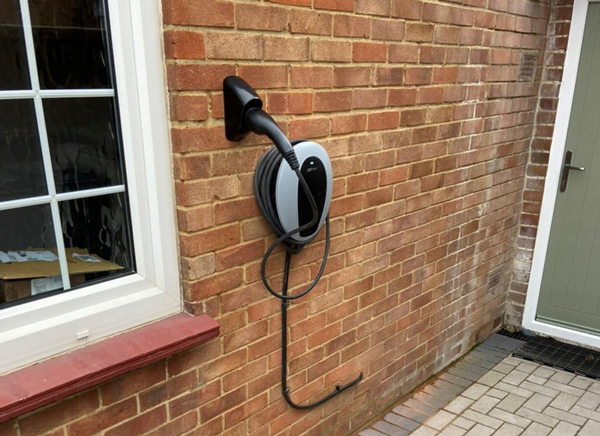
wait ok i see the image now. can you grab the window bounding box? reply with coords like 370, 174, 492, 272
0, 0, 180, 373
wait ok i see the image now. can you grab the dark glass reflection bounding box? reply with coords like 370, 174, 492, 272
0, 0, 30, 89
0, 100, 47, 201
0, 204, 62, 305
44, 97, 124, 193
29, 0, 111, 89
60, 193, 134, 286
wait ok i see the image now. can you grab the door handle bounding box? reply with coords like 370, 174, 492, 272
560, 150, 585, 192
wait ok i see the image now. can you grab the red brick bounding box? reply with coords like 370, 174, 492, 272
315, 91, 352, 112
315, 0, 354, 12
388, 89, 417, 106
163, 0, 234, 27
353, 42, 387, 63
406, 22, 435, 42
289, 117, 331, 139
334, 66, 371, 87
179, 223, 240, 256
263, 37, 310, 61
372, 19, 406, 41
334, 15, 370, 37
19, 391, 99, 436
170, 94, 208, 122
164, 31, 205, 60
405, 68, 433, 85
216, 240, 265, 271
291, 66, 334, 88
388, 44, 419, 63
68, 398, 137, 436
178, 206, 214, 232
374, 67, 404, 86
176, 177, 239, 206
312, 40, 352, 62
332, 114, 367, 135
356, 0, 391, 16
238, 65, 289, 89
354, 89, 388, 109
236, 4, 288, 31
401, 108, 427, 126
104, 406, 167, 436
167, 64, 235, 91
173, 155, 210, 180
392, 0, 424, 20
368, 111, 400, 131
268, 92, 313, 114
289, 9, 332, 35
205, 33, 261, 60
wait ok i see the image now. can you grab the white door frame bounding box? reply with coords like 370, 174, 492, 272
522, 0, 600, 349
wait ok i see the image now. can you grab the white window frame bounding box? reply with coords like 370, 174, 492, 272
522, 0, 600, 349
0, 0, 181, 373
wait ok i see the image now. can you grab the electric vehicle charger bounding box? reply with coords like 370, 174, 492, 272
224, 76, 363, 409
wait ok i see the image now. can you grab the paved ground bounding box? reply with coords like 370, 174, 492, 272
358, 334, 600, 436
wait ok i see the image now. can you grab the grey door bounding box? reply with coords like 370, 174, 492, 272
537, 3, 600, 334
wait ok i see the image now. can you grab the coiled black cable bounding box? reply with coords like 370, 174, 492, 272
253, 141, 331, 301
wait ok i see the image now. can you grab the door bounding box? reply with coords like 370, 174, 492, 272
537, 3, 600, 334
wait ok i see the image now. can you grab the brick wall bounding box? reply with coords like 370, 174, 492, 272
505, 0, 573, 327
1, 1, 558, 435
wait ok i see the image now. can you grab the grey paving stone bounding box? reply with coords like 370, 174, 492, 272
502, 370, 530, 386
461, 410, 503, 429
414, 391, 449, 409
543, 406, 587, 426
426, 410, 456, 431
497, 393, 528, 413
494, 362, 517, 374
392, 405, 428, 423
577, 392, 600, 411
477, 370, 505, 387
462, 383, 489, 400
525, 374, 548, 385
358, 429, 387, 436
522, 393, 553, 412
487, 388, 509, 400
569, 404, 600, 422
402, 398, 439, 417
549, 372, 574, 385
547, 421, 579, 436
494, 422, 523, 436
464, 423, 494, 436
549, 392, 578, 411
515, 408, 559, 427
519, 381, 560, 399
444, 396, 474, 414
409, 426, 437, 436
439, 372, 473, 388
469, 395, 500, 414
438, 424, 466, 436
372, 420, 408, 436
482, 334, 506, 348
544, 380, 585, 398
383, 413, 419, 432
497, 338, 525, 352
488, 408, 532, 428
424, 385, 458, 403
453, 417, 475, 430
520, 422, 551, 436
448, 366, 486, 382
578, 419, 600, 436
569, 376, 592, 390
531, 367, 555, 379
434, 379, 468, 396
495, 382, 534, 399
515, 362, 539, 374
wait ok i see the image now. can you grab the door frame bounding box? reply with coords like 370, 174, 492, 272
523, 0, 600, 348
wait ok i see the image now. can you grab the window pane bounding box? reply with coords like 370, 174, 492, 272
0, 204, 63, 305
0, 0, 31, 90
29, 0, 112, 89
44, 97, 125, 193
60, 193, 134, 287
0, 99, 47, 201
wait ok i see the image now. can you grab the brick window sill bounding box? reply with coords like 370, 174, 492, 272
0, 313, 219, 423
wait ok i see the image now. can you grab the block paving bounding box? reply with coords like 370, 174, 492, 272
358, 334, 600, 436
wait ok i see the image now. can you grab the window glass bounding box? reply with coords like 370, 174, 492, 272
0, 0, 134, 307
0, 99, 47, 201
44, 97, 125, 193
0, 0, 30, 90
0, 205, 62, 305
60, 193, 134, 288
29, 0, 112, 89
